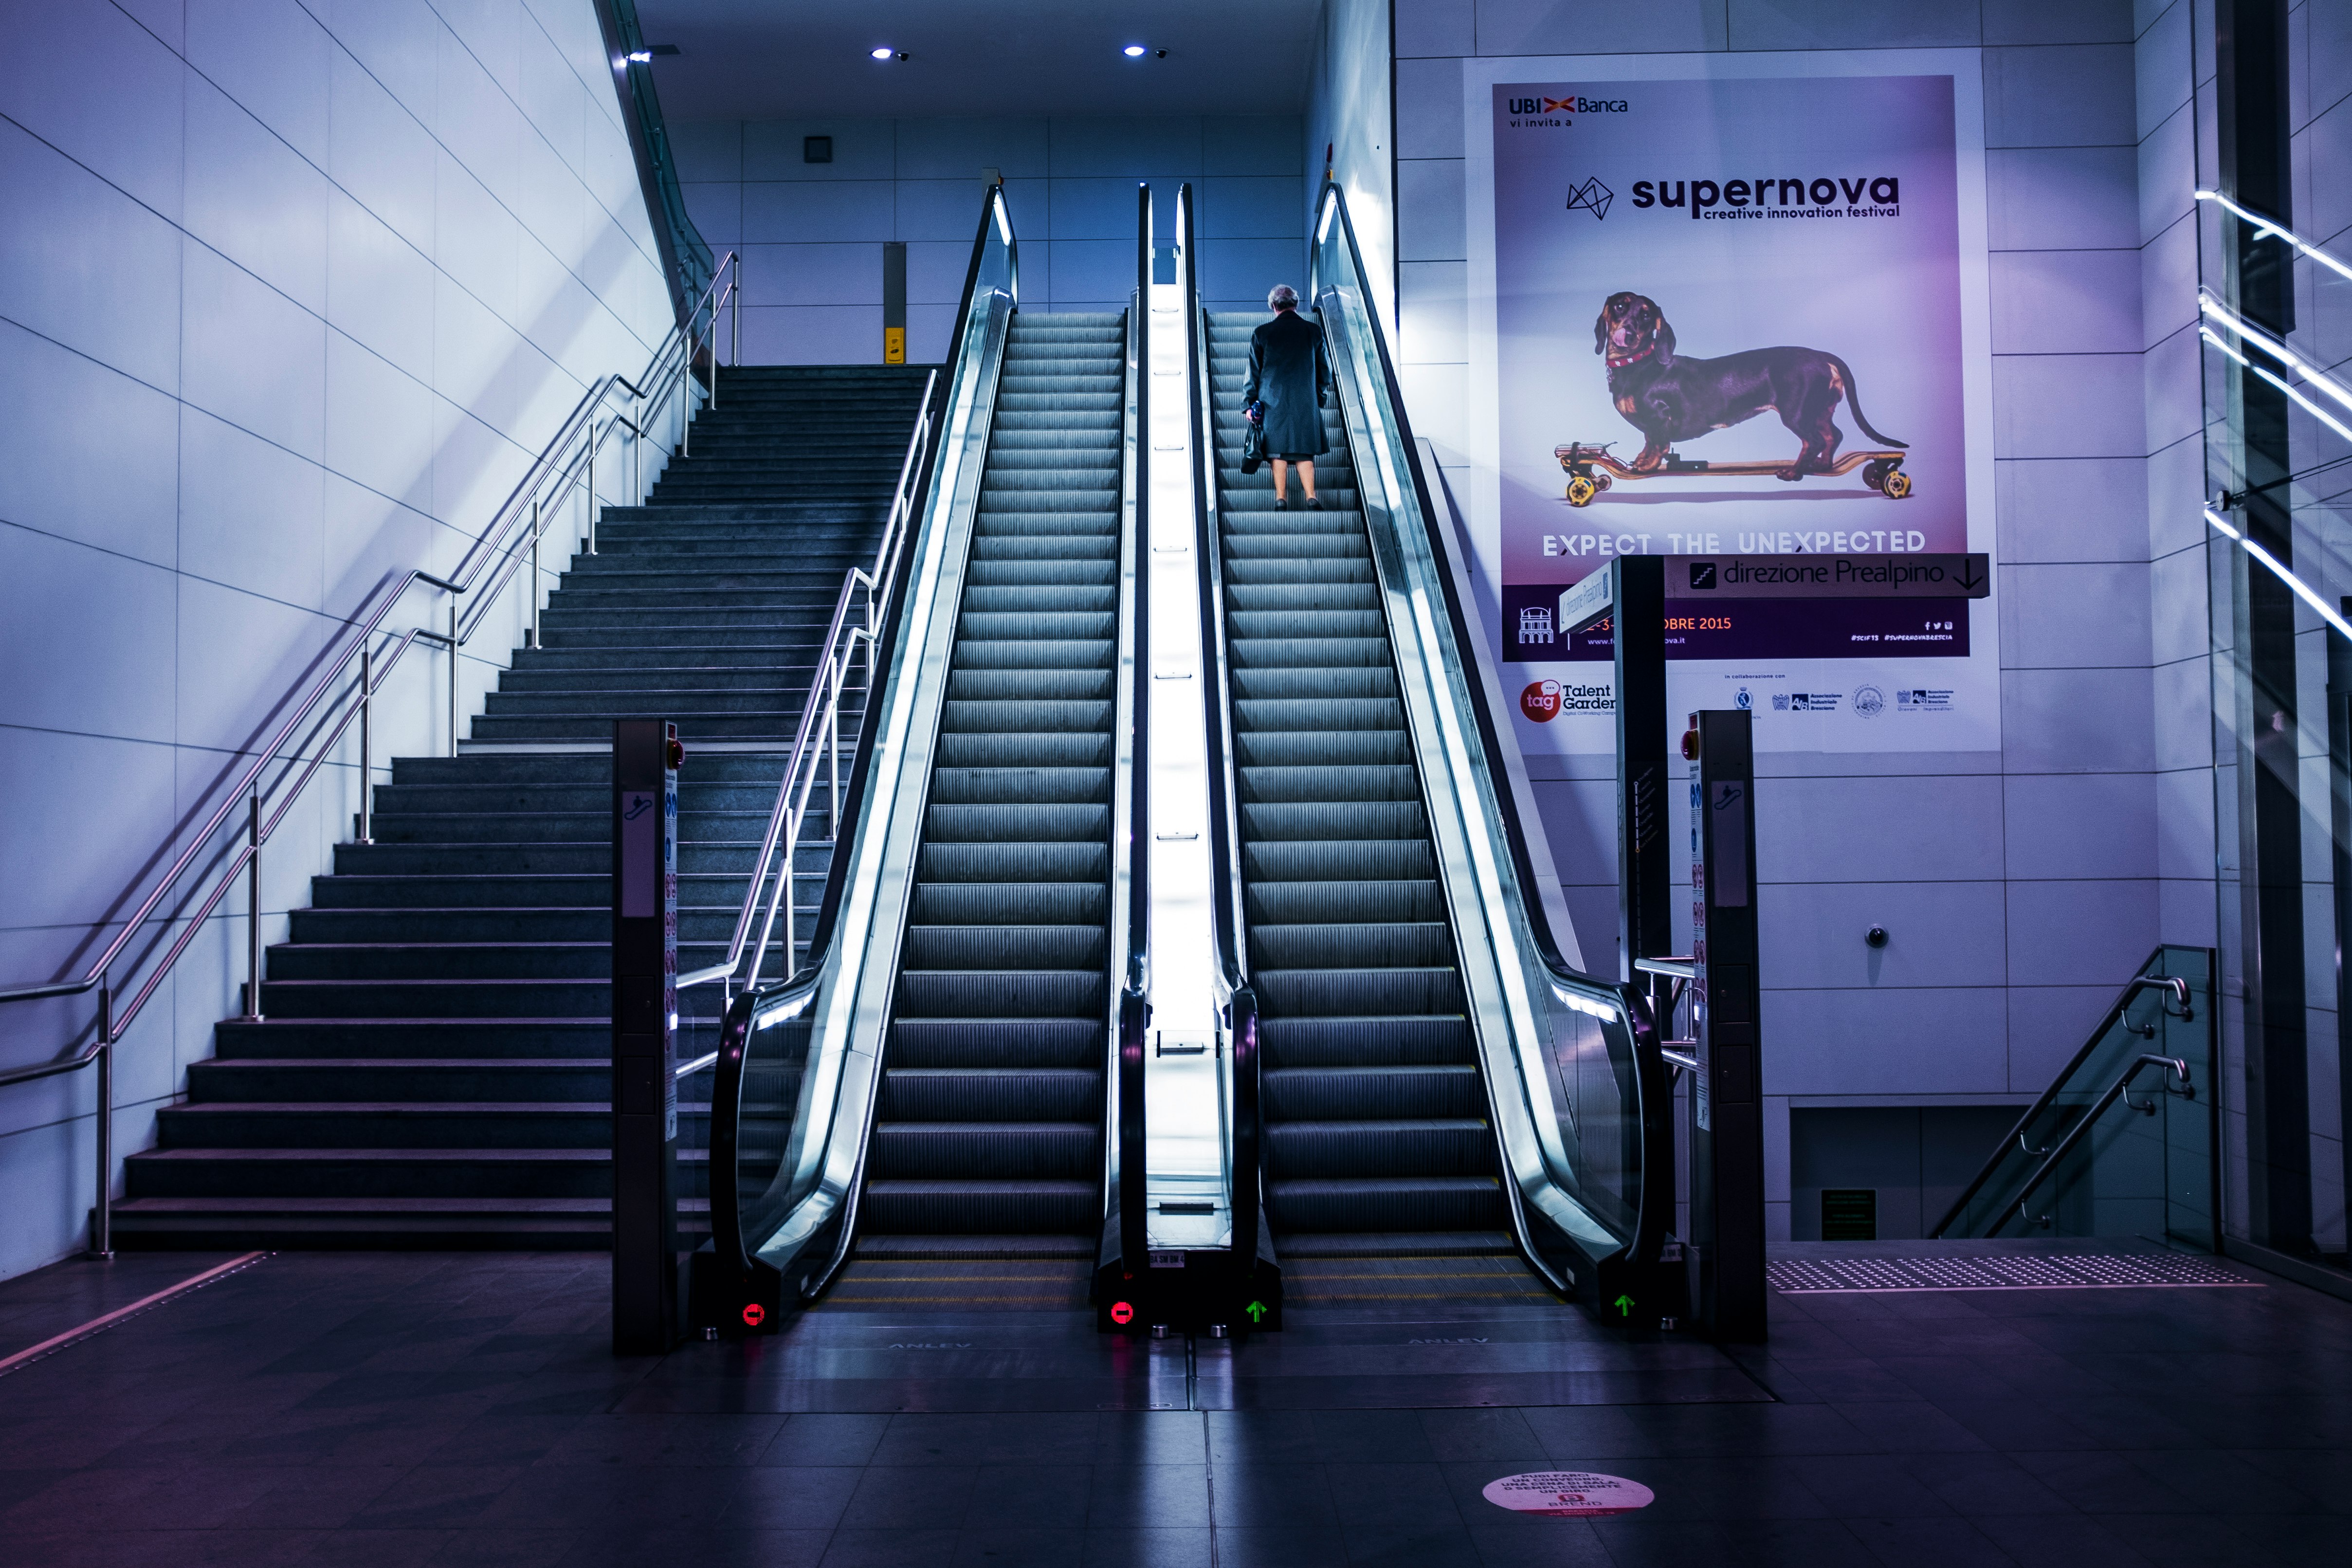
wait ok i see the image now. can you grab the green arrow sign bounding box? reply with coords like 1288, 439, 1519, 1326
1245, 1301, 1267, 1322
1613, 1294, 1635, 1318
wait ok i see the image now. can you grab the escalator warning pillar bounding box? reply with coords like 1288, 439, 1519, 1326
613, 719, 680, 1355
1688, 709, 1766, 1343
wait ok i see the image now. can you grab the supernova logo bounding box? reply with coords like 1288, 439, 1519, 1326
1566, 177, 1614, 220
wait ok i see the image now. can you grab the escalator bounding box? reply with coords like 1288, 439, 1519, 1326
695, 182, 1673, 1337
1205, 313, 1519, 1271
695, 184, 1141, 1327
853, 312, 1126, 1288
1186, 187, 1675, 1316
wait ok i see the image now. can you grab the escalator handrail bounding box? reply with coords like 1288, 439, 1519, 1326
1116, 182, 1153, 1279
1930, 948, 2206, 1238
1177, 182, 1261, 1270
1306, 182, 1669, 1273
707, 182, 1015, 1286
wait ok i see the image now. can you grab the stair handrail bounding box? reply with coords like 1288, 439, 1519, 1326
0, 247, 741, 1257
1305, 182, 1670, 1299
1931, 950, 2208, 1239
677, 365, 942, 998
1177, 182, 1261, 1273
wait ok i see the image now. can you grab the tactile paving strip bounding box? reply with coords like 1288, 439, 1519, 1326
1768, 1253, 2260, 1293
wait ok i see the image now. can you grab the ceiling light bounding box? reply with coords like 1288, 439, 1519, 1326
1124, 44, 1147, 56
624, 50, 652, 63
872, 46, 901, 60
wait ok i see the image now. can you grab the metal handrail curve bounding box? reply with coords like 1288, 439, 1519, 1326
0, 247, 743, 1256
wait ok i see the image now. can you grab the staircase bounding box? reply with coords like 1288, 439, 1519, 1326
856, 313, 1125, 1258
114, 365, 933, 1248
1205, 311, 1509, 1255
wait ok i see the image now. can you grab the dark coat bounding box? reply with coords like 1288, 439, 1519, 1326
1243, 310, 1332, 458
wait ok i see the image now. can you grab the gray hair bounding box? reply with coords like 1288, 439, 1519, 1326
1267, 284, 1299, 311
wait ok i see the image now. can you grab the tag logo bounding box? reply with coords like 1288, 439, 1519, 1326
1521, 680, 1563, 722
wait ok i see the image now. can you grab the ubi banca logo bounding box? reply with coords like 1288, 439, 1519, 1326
1506, 92, 1629, 117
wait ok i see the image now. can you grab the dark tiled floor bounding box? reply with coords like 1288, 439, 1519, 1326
0, 1246, 2346, 1565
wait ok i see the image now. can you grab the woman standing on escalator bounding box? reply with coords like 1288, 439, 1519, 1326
1244, 284, 1333, 510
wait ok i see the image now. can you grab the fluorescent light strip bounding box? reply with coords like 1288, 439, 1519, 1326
2199, 326, 2352, 447
2196, 189, 2352, 286
2198, 292, 2352, 419
2204, 506, 2352, 640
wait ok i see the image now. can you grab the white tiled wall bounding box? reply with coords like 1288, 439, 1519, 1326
0, 0, 671, 1280
1389, 0, 2185, 1241
672, 115, 1305, 362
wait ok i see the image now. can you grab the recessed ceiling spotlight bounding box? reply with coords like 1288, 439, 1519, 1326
1123, 44, 1147, 57
872, 46, 906, 60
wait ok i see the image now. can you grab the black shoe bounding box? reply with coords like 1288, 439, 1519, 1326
1305, 496, 1324, 510
1277, 495, 1295, 511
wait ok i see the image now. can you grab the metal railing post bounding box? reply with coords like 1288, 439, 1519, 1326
587, 420, 599, 555
243, 791, 263, 1021
827, 655, 843, 831
448, 599, 460, 758
781, 857, 796, 983
358, 644, 373, 844
90, 984, 112, 1258
529, 498, 542, 650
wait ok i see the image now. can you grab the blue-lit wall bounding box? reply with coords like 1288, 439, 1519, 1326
0, 0, 672, 1280
670, 115, 1306, 363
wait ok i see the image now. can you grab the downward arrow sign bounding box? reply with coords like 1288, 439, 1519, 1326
1956, 556, 1986, 593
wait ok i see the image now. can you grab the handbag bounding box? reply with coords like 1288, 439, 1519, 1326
1240, 402, 1266, 474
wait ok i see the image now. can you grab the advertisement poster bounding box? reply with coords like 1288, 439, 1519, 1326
1463, 53, 1998, 754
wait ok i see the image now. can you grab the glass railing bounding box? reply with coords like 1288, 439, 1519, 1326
1306, 186, 1671, 1310
2193, 187, 2352, 1281
696, 185, 1021, 1331
1933, 946, 2215, 1245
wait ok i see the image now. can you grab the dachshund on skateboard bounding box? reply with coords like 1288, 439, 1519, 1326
1596, 291, 1907, 478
